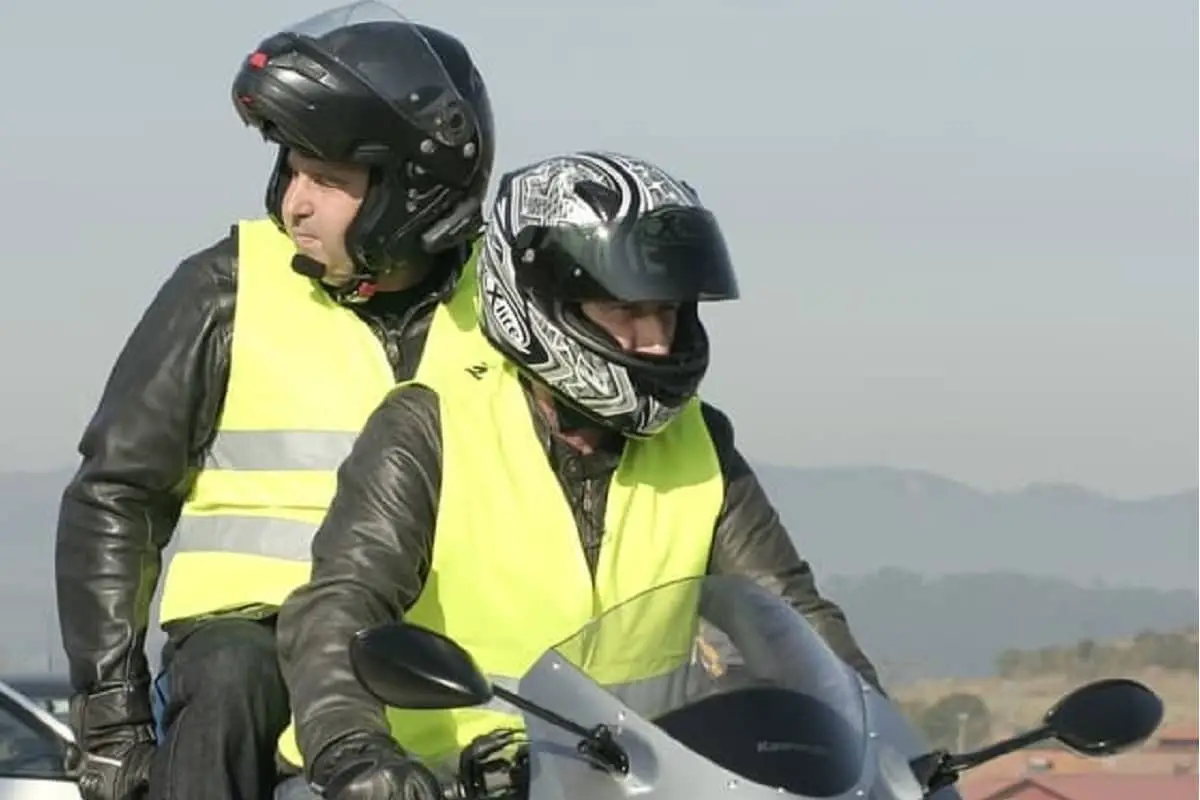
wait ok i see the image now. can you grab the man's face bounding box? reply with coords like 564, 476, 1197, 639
579, 300, 679, 356
280, 151, 370, 285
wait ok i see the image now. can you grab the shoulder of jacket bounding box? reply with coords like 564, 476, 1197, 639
698, 401, 735, 448
378, 382, 443, 430
173, 224, 241, 290
697, 400, 741, 482
146, 225, 243, 340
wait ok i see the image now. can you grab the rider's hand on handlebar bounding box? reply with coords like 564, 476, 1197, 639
70, 741, 155, 800
316, 734, 443, 800
68, 688, 157, 800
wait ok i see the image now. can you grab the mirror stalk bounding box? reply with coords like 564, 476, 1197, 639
912, 726, 1053, 796
492, 686, 629, 775
944, 725, 1052, 772
910, 677, 1164, 797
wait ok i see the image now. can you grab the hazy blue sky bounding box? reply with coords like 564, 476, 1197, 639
0, 0, 1194, 498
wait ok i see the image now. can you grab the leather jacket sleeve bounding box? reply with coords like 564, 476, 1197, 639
278, 389, 883, 775
700, 403, 883, 691
55, 233, 237, 712
276, 385, 444, 781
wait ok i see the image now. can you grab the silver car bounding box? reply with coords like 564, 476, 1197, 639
0, 678, 79, 799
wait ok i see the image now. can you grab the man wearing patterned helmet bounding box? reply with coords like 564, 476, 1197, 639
274, 151, 880, 800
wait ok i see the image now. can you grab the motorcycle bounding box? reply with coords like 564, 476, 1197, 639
342, 574, 1163, 800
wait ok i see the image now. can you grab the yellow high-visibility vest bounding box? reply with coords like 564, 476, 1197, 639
158, 218, 485, 624
277, 356, 724, 768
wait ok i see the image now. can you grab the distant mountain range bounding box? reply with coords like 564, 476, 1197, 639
754, 464, 1197, 590
1, 466, 1195, 678
822, 568, 1197, 680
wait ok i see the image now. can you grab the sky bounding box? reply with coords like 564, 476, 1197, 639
0, 0, 1194, 499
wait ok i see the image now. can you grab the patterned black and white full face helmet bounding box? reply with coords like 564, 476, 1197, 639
476, 151, 741, 438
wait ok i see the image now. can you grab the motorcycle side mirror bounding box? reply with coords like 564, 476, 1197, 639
349, 622, 493, 710
910, 678, 1163, 797
1043, 677, 1164, 756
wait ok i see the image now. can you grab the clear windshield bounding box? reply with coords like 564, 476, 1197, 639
531, 575, 875, 798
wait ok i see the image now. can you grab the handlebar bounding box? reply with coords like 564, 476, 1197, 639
443, 729, 529, 800
442, 766, 519, 800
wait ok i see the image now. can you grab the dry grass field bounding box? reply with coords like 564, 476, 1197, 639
892, 667, 1197, 737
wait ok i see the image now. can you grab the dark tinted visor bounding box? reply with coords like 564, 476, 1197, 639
519, 205, 741, 303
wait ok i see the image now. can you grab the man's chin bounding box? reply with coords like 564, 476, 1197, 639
318, 266, 354, 288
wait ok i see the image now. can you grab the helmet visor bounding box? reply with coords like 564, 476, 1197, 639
520, 205, 741, 304
281, 1, 477, 175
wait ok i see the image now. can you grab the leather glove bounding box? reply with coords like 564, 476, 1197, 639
314, 733, 444, 800
68, 685, 157, 800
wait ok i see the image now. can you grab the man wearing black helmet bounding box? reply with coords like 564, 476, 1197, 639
54, 3, 495, 799
273, 150, 881, 800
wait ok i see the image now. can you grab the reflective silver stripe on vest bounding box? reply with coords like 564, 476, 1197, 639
203, 430, 360, 472
174, 515, 316, 561
179, 430, 359, 560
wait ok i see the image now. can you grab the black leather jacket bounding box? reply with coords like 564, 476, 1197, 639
277, 380, 882, 782
54, 224, 459, 728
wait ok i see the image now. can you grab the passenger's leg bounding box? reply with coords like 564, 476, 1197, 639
147, 616, 290, 800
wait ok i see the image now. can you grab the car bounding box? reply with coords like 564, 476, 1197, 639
0, 677, 79, 798
0, 677, 71, 727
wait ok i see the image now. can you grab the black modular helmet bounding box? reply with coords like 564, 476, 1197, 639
232, 0, 495, 300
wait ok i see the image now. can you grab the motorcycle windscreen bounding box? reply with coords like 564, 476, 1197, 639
283, 0, 477, 182
520, 205, 741, 303
546, 575, 870, 798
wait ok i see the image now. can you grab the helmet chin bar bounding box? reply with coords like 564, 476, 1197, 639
550, 394, 604, 436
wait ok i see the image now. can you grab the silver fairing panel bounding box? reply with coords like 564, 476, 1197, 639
517, 652, 952, 800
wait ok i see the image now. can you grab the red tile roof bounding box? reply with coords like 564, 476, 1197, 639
962, 773, 1199, 800
953, 736, 1198, 783
1157, 722, 1200, 743
957, 748, 1098, 782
